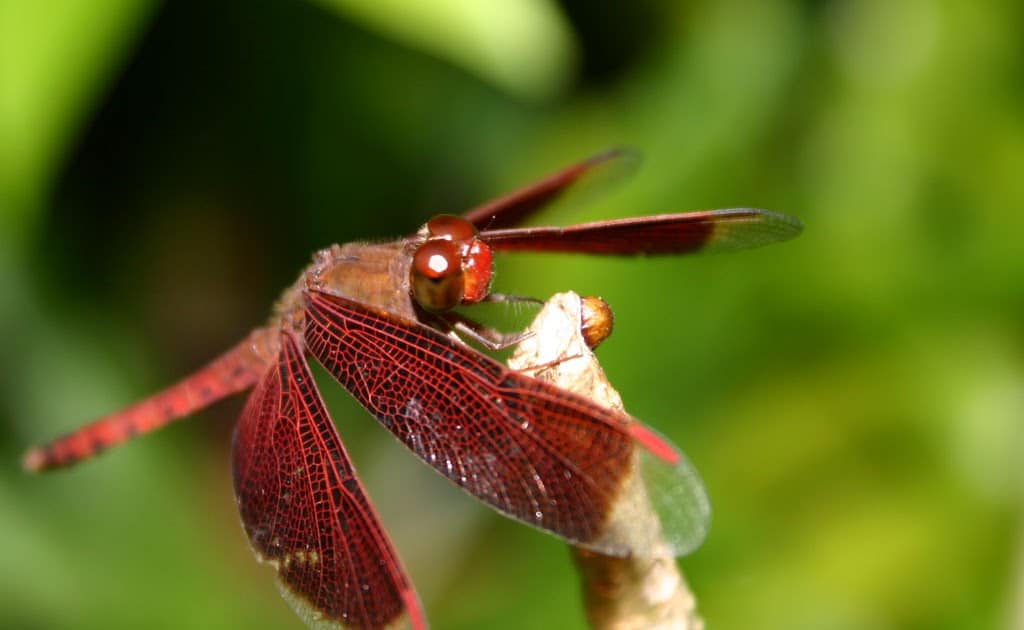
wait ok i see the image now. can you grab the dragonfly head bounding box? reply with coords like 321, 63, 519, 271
410, 215, 494, 312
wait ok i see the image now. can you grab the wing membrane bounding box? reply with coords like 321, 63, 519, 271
480, 208, 803, 255
461, 149, 639, 231
232, 331, 424, 630
303, 290, 708, 557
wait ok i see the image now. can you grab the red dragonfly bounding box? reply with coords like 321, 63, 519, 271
24, 151, 802, 629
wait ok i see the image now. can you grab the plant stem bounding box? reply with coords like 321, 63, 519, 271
507, 292, 703, 630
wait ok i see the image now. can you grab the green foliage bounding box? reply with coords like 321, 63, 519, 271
1, 1, 1021, 628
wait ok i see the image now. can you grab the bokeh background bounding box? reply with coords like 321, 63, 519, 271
2, 1, 1022, 628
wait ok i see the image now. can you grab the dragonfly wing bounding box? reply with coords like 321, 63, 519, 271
303, 290, 709, 557
461, 149, 639, 231
233, 331, 425, 630
480, 208, 803, 255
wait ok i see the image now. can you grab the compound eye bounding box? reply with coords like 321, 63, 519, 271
410, 239, 465, 312
426, 215, 477, 241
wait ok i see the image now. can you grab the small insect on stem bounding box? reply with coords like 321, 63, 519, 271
579, 295, 615, 350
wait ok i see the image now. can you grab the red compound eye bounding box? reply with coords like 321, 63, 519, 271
426, 214, 477, 241
410, 239, 465, 312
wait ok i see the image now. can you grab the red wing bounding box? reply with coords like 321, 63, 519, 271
303, 290, 710, 557
460, 149, 638, 231
233, 331, 425, 630
479, 208, 803, 255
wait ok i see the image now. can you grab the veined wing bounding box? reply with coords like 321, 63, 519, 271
461, 149, 639, 231
304, 290, 709, 558
233, 331, 425, 630
479, 208, 803, 255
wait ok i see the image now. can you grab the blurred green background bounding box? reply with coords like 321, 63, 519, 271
2, 0, 1022, 628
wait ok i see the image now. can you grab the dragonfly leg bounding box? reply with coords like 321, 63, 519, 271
442, 312, 534, 351
479, 292, 544, 306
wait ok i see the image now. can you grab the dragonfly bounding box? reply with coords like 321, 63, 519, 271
23, 150, 802, 630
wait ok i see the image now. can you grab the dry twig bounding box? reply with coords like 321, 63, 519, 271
507, 292, 703, 630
